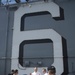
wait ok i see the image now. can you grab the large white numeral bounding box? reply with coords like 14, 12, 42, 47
11, 2, 64, 75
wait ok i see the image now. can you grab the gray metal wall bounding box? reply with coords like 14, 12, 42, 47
0, 7, 14, 75
0, 0, 75, 75
0, 7, 8, 75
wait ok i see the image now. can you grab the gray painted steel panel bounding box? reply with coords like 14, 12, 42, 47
0, 7, 14, 75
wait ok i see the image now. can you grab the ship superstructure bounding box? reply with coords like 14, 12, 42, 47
0, 0, 75, 75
